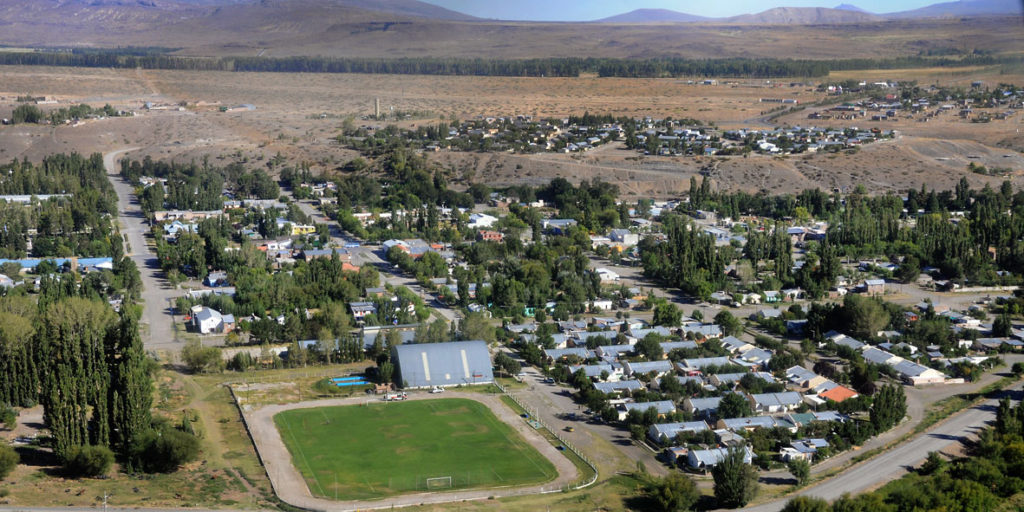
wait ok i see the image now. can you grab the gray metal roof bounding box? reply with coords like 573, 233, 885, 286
594, 380, 644, 394
392, 340, 493, 388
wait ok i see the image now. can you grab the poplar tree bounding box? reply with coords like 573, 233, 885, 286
107, 310, 152, 462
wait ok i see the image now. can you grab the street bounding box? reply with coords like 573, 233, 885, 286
104, 149, 181, 355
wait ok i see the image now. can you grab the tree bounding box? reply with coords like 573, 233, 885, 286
992, 313, 1012, 338
918, 451, 945, 475
1012, 362, 1024, 377
718, 392, 752, 419
0, 405, 15, 430
650, 472, 699, 512
378, 361, 394, 385
780, 496, 830, 512
653, 301, 682, 327
131, 427, 200, 473
181, 340, 223, 373
37, 298, 116, 461
715, 310, 742, 337
460, 313, 495, 343
870, 384, 906, 431
712, 446, 759, 508
0, 442, 17, 480
787, 458, 811, 485
843, 294, 890, 340
64, 445, 114, 478
635, 334, 664, 360
107, 310, 153, 462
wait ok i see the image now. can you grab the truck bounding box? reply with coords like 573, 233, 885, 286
383, 392, 408, 401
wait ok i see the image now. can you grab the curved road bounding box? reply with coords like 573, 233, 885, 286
739, 381, 1023, 511
104, 149, 181, 355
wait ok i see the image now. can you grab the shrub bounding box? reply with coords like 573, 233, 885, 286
64, 445, 114, 478
130, 428, 200, 473
0, 442, 18, 480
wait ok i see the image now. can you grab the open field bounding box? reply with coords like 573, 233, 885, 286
273, 398, 558, 500
0, 64, 1022, 199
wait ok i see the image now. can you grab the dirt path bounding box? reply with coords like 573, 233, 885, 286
242, 392, 579, 512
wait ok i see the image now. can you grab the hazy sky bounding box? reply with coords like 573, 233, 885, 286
420, 0, 940, 19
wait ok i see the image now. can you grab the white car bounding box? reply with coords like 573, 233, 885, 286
430, 386, 444, 394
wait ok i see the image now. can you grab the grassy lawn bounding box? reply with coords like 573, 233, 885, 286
274, 398, 558, 500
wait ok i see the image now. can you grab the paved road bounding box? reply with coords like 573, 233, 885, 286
104, 149, 181, 355
242, 391, 577, 512
740, 380, 1024, 511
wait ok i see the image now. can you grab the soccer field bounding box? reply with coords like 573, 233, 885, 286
273, 398, 559, 500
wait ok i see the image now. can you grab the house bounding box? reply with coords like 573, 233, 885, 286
201, 270, 228, 288
301, 248, 350, 262
679, 357, 732, 374
780, 439, 829, 462
190, 306, 235, 335
477, 230, 504, 243
589, 299, 614, 312
0, 274, 14, 288
716, 416, 780, 432
749, 392, 803, 413
863, 279, 886, 295
544, 347, 593, 361
542, 218, 577, 234
595, 344, 635, 360
569, 363, 623, 381
609, 229, 639, 246
710, 372, 775, 387
618, 400, 676, 420
683, 396, 724, 417
622, 360, 675, 378
594, 380, 645, 395
817, 385, 859, 403
648, 421, 711, 444
349, 301, 377, 323
391, 340, 493, 389
687, 446, 754, 470
595, 268, 620, 283
467, 213, 498, 229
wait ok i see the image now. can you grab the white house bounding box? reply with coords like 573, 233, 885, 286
468, 213, 498, 229
190, 306, 235, 335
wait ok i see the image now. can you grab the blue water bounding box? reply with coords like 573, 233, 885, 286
334, 380, 369, 387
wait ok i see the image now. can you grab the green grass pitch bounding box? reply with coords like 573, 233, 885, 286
273, 398, 559, 500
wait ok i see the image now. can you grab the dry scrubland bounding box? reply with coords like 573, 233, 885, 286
0, 65, 1022, 197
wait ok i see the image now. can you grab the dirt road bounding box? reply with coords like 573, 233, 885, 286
242, 391, 578, 512
104, 148, 182, 356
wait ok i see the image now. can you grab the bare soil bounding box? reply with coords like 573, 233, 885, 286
0, 64, 1022, 198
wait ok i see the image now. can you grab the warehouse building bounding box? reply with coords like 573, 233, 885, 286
391, 340, 494, 389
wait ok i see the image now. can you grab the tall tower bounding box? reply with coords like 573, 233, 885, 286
374, 97, 380, 119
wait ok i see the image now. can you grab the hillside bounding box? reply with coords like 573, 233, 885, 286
885, 0, 1022, 18
595, 8, 707, 23
0, 0, 1019, 60
727, 7, 884, 24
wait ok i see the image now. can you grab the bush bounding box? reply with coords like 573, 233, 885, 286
0, 442, 18, 480
1012, 362, 1024, 377
130, 428, 200, 473
64, 445, 114, 478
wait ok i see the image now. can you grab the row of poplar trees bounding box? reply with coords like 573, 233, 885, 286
0, 291, 152, 467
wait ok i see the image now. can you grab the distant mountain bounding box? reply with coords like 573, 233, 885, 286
834, 3, 873, 13
727, 6, 884, 23
596, 8, 707, 23
885, 0, 1022, 18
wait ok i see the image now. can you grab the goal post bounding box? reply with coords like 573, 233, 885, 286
425, 476, 453, 490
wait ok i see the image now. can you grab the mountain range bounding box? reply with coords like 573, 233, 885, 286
0, 0, 1019, 59
594, 0, 1020, 22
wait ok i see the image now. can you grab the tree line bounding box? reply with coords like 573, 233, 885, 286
0, 50, 1011, 78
